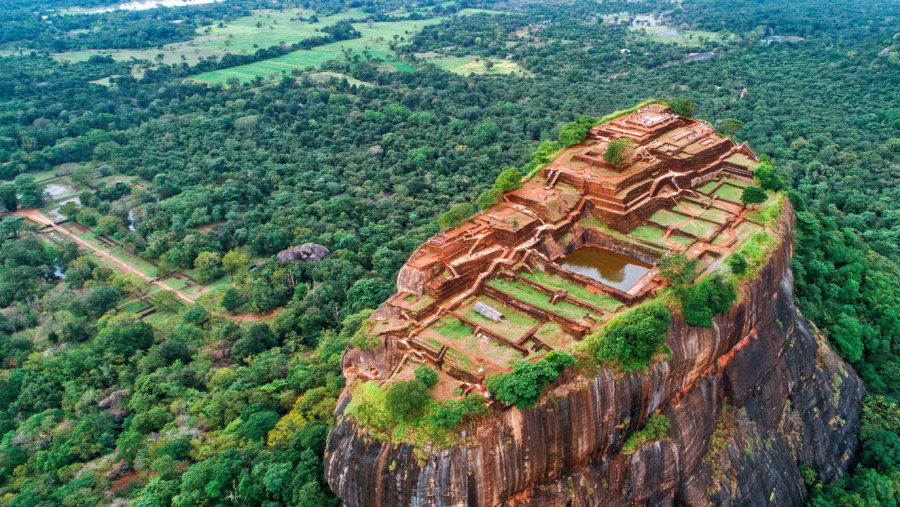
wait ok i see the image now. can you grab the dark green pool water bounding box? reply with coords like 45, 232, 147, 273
558, 246, 653, 292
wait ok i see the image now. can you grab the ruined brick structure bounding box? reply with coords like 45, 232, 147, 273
325, 104, 861, 506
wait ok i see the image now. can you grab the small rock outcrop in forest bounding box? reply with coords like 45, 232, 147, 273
275, 243, 330, 263
325, 104, 863, 506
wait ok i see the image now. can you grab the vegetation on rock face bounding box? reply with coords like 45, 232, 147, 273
558, 116, 599, 147
385, 380, 430, 422
485, 351, 574, 408
753, 160, 785, 192
658, 253, 700, 286
678, 275, 738, 328
0, 0, 897, 502
427, 394, 489, 430
726, 253, 748, 276
581, 301, 671, 371
438, 202, 476, 230
476, 166, 523, 210
347, 376, 487, 448
669, 99, 697, 118
621, 413, 670, 455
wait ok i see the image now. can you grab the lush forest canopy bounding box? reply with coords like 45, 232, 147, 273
0, 0, 899, 504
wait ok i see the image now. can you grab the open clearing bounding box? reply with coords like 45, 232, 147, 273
48, 7, 504, 84
628, 25, 731, 47
425, 55, 529, 76
190, 9, 498, 85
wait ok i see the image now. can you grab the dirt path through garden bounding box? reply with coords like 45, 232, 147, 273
15, 208, 196, 304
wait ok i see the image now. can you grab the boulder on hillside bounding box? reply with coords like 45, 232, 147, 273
99, 389, 130, 418
276, 243, 330, 263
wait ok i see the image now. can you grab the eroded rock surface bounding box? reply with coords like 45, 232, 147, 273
324, 212, 863, 506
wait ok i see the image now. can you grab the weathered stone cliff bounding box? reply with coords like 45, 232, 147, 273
325, 208, 864, 506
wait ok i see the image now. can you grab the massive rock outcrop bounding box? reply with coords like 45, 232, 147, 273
325, 206, 863, 506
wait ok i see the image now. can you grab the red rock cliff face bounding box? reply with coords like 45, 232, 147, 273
325, 206, 864, 506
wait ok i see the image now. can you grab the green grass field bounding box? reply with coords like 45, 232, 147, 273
677, 199, 710, 216
714, 183, 744, 202
488, 278, 596, 322
519, 270, 623, 313
423, 313, 534, 371
51, 9, 352, 67
197, 9, 356, 53
461, 296, 538, 342
628, 25, 732, 47
431, 315, 473, 341
534, 323, 569, 349
191, 9, 499, 85
698, 180, 720, 194
649, 209, 688, 227
163, 277, 189, 291
427, 55, 529, 76
629, 225, 668, 247
677, 219, 718, 239
49, 7, 504, 84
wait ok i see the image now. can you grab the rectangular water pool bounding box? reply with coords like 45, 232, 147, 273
558, 246, 652, 292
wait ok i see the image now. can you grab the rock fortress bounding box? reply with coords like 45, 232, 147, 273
325, 103, 863, 506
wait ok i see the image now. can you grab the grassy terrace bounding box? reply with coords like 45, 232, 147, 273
713, 183, 744, 202
699, 206, 732, 223
460, 296, 538, 341
650, 209, 688, 227
628, 225, 668, 246
533, 323, 570, 349
519, 270, 623, 313
487, 278, 599, 323
677, 199, 710, 215
432, 315, 473, 342
698, 180, 719, 194
425, 314, 543, 371
677, 219, 718, 239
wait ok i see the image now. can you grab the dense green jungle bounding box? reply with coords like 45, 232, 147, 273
0, 0, 898, 504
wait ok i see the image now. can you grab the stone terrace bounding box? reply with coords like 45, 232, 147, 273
359, 103, 763, 401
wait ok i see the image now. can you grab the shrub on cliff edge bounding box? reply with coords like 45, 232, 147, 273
590, 301, 672, 371
486, 351, 574, 408
438, 202, 476, 230
679, 274, 737, 328
476, 167, 523, 210
385, 380, 429, 422
426, 394, 488, 430
558, 116, 599, 147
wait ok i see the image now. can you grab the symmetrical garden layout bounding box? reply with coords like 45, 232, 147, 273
360, 103, 769, 401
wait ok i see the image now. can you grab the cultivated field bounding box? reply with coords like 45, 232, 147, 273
628, 25, 732, 47
190, 9, 498, 85
425, 55, 529, 76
